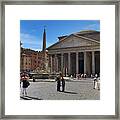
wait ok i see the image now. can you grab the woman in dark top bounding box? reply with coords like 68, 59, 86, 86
56, 75, 61, 92
61, 74, 65, 92
21, 74, 30, 96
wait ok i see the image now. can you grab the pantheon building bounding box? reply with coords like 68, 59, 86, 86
47, 30, 100, 77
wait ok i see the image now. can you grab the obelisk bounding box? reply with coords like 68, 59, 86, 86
42, 27, 47, 72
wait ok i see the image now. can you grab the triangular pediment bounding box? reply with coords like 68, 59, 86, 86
48, 34, 100, 50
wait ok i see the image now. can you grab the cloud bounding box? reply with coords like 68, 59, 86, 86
20, 33, 42, 51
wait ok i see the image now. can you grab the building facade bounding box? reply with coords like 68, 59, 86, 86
20, 28, 49, 73
20, 48, 49, 72
47, 30, 100, 76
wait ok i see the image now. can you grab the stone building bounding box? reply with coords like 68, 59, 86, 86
20, 48, 49, 72
47, 30, 100, 76
20, 28, 49, 73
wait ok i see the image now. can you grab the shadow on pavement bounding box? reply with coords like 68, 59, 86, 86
26, 96, 43, 100
20, 96, 43, 100
63, 91, 78, 94
20, 96, 32, 100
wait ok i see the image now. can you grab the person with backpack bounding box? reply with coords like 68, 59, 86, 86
21, 74, 30, 96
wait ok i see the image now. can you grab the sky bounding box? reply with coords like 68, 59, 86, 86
20, 20, 100, 51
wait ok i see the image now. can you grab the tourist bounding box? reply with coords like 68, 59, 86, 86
95, 74, 98, 78
97, 77, 100, 90
56, 74, 61, 92
93, 74, 100, 90
81, 74, 84, 78
84, 73, 87, 79
21, 74, 30, 96
33, 77, 36, 82
93, 74, 97, 89
91, 74, 93, 78
61, 74, 65, 92
70, 74, 73, 78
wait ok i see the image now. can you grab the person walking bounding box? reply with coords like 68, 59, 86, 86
61, 74, 65, 92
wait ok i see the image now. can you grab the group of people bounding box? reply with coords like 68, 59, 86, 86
64, 73, 100, 90
20, 73, 30, 96
20, 71, 100, 97
56, 73, 65, 92
76, 73, 87, 79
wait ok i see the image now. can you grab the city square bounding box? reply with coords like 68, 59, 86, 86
20, 78, 100, 100
20, 20, 100, 100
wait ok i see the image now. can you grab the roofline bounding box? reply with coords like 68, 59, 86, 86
47, 34, 75, 49
73, 34, 100, 44
47, 33, 100, 50
47, 41, 59, 50
75, 30, 100, 34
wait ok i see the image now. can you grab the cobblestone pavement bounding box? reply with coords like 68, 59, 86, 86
20, 78, 100, 100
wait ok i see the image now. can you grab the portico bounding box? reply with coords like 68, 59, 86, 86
49, 50, 100, 76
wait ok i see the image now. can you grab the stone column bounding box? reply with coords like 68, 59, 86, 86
50, 55, 53, 73
92, 51, 95, 74
76, 52, 79, 74
68, 52, 71, 75
55, 54, 58, 73
84, 51, 87, 74
61, 53, 63, 73
53, 55, 56, 73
